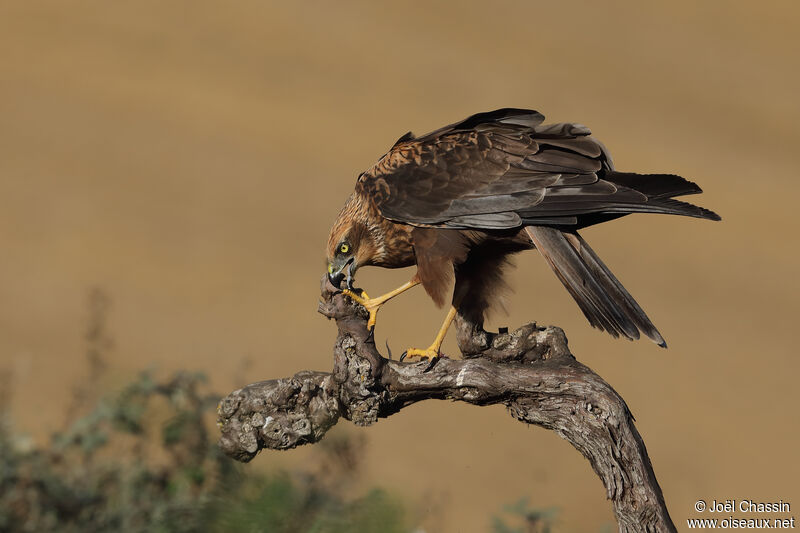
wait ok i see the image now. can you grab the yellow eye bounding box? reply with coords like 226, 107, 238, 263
340, 243, 349, 254
327, 263, 333, 274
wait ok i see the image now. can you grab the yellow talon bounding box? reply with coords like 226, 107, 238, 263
342, 289, 381, 330
341, 288, 367, 306
401, 346, 441, 361
400, 305, 458, 362
341, 280, 420, 331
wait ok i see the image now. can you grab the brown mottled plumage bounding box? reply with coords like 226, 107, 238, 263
326, 109, 720, 356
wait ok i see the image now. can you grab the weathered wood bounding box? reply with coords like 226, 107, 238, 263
217, 278, 676, 532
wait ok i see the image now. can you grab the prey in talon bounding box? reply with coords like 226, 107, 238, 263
325, 108, 720, 361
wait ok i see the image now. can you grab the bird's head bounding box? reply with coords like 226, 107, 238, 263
326, 196, 382, 289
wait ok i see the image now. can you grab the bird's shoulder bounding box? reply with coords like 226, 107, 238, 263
354, 121, 537, 203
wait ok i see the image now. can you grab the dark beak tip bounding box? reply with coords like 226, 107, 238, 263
328, 272, 345, 289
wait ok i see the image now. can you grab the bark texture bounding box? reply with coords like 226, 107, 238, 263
217, 278, 676, 532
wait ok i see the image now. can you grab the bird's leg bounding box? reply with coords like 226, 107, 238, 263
342, 279, 420, 331
400, 281, 469, 362
400, 305, 458, 362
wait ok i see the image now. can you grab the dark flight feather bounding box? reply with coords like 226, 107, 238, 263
526, 226, 645, 342
566, 232, 666, 346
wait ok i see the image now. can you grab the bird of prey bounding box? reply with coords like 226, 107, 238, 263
326, 108, 719, 359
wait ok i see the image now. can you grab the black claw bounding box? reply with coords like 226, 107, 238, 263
365, 327, 375, 344
385, 340, 393, 360
423, 356, 440, 373
399, 351, 408, 362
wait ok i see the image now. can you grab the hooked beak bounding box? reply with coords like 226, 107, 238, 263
327, 257, 355, 289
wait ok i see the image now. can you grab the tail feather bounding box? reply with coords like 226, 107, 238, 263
525, 226, 666, 347
603, 171, 722, 221
604, 172, 703, 199
646, 197, 721, 221
566, 196, 721, 221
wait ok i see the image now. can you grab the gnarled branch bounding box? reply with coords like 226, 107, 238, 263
217, 279, 676, 532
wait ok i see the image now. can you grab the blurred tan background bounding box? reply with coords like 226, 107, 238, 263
1, 1, 798, 530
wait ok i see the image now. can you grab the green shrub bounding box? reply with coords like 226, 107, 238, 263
0, 372, 408, 533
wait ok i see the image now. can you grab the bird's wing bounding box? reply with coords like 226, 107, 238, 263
357, 109, 717, 229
